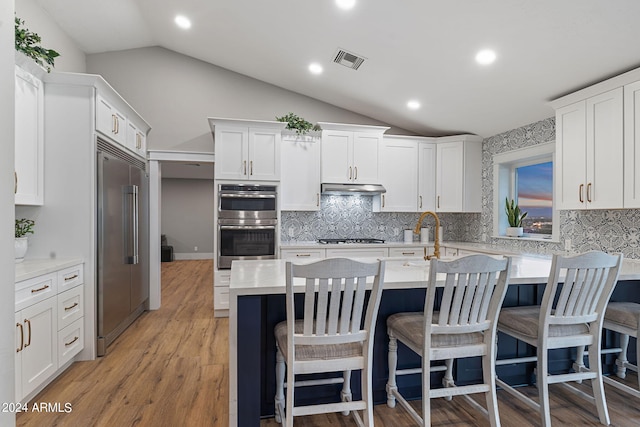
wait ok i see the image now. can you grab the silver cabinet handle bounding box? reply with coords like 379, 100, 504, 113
354, 166, 358, 180
419, 195, 423, 209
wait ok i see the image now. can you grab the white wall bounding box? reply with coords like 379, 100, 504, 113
15, 0, 86, 72
1, 0, 17, 424
86, 46, 412, 152
161, 178, 214, 258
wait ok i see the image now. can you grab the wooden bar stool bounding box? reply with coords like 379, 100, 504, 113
274, 258, 386, 427
496, 251, 623, 427
386, 254, 512, 427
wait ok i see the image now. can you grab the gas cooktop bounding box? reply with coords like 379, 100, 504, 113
317, 238, 386, 244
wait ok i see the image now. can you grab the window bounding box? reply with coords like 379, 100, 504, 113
493, 142, 558, 241
514, 161, 553, 237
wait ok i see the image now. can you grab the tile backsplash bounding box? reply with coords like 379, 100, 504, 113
283, 116, 640, 259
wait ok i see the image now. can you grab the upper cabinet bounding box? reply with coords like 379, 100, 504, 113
418, 140, 437, 211
209, 118, 287, 181
435, 135, 483, 212
549, 66, 640, 210
318, 122, 389, 184
555, 88, 623, 210
375, 136, 419, 212
280, 132, 321, 211
15, 56, 45, 205
96, 94, 127, 147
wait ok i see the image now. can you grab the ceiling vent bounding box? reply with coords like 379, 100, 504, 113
333, 48, 366, 70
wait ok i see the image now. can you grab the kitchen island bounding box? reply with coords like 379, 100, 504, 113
228, 255, 640, 426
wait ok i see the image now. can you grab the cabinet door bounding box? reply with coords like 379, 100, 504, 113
625, 81, 640, 208
126, 121, 146, 157
15, 312, 23, 400
555, 101, 587, 209
436, 141, 464, 212
249, 128, 280, 181
20, 296, 57, 398
418, 142, 436, 211
96, 94, 126, 146
281, 136, 321, 210
215, 127, 249, 179
321, 130, 352, 183
352, 133, 381, 183
379, 138, 418, 212
586, 88, 623, 209
14, 65, 44, 205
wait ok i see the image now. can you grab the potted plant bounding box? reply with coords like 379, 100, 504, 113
505, 198, 527, 237
15, 17, 60, 72
276, 113, 320, 135
15, 218, 35, 263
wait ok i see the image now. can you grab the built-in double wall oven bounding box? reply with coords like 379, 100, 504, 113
217, 184, 277, 269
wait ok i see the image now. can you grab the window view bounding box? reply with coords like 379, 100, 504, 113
515, 161, 553, 236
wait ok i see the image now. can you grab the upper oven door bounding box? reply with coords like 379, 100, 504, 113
218, 185, 277, 220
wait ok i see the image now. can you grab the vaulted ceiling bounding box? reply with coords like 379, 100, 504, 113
35, 0, 640, 138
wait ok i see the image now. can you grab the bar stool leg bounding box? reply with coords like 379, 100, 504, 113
615, 334, 630, 379
386, 336, 398, 408
442, 358, 455, 401
341, 370, 352, 415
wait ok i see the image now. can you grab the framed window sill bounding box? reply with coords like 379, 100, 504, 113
492, 235, 559, 244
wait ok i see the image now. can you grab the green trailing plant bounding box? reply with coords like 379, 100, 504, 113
15, 17, 60, 72
15, 218, 35, 238
275, 113, 319, 134
505, 198, 527, 227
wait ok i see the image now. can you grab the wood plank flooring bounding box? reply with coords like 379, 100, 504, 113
16, 259, 640, 426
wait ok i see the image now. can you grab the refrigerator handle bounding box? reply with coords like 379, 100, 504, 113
124, 185, 139, 265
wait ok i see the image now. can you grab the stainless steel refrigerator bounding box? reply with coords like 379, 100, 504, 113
96, 140, 149, 356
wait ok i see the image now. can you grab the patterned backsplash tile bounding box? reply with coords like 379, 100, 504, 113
282, 116, 640, 259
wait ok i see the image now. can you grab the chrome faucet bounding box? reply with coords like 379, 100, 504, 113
414, 211, 441, 261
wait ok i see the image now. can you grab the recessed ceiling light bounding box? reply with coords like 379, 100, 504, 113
407, 100, 421, 110
174, 15, 192, 30
475, 49, 496, 65
336, 0, 356, 10
308, 63, 323, 75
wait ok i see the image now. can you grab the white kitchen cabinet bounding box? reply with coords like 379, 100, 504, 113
375, 137, 418, 212
214, 270, 231, 317
209, 118, 287, 181
318, 122, 389, 184
15, 296, 58, 400
388, 246, 431, 258
96, 93, 127, 146
126, 120, 147, 158
555, 88, 623, 209
325, 247, 388, 258
435, 135, 483, 212
280, 132, 321, 210
280, 248, 326, 260
14, 62, 44, 205
15, 263, 84, 402
418, 140, 437, 211
624, 80, 640, 208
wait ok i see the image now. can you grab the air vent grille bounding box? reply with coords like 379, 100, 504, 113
334, 48, 366, 70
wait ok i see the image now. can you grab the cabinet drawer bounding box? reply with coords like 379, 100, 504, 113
325, 248, 388, 258
57, 264, 83, 293
214, 286, 229, 311
58, 318, 84, 367
388, 247, 430, 258
15, 273, 57, 312
215, 270, 231, 289
57, 286, 83, 330
280, 249, 325, 261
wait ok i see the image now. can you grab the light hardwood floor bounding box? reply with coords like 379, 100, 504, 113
16, 260, 640, 426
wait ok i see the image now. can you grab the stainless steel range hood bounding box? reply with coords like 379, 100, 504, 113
321, 183, 386, 195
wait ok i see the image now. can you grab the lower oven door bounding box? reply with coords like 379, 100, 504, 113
218, 222, 276, 269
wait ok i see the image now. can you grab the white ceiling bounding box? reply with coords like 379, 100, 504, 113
36, 0, 640, 138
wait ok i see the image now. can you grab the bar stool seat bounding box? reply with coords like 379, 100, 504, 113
601, 301, 640, 396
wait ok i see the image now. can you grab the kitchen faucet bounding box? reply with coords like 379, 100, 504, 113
414, 211, 441, 261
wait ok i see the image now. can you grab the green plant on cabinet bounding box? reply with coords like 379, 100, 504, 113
15, 16, 60, 72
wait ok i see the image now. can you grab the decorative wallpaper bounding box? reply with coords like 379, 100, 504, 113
283, 116, 640, 259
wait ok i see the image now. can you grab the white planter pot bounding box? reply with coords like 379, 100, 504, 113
506, 227, 524, 237
15, 237, 28, 263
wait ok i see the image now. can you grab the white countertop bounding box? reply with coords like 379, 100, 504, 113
230, 254, 640, 296
15, 257, 84, 282
280, 240, 517, 253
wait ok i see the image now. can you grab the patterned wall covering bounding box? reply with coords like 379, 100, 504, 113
280, 196, 477, 243
283, 116, 640, 258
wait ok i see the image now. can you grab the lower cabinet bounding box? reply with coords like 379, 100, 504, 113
214, 270, 231, 317
15, 263, 84, 402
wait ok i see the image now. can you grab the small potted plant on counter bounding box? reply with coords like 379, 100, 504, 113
15, 218, 35, 263
505, 198, 527, 237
